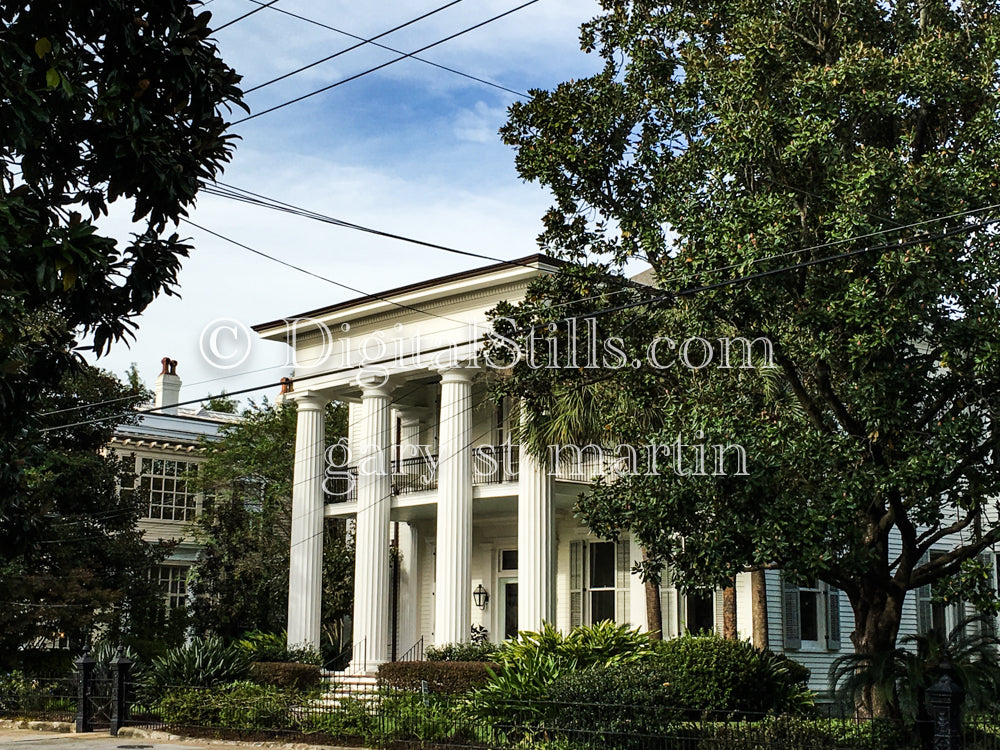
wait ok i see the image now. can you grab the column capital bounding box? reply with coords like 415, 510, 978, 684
290, 390, 329, 411
437, 365, 478, 384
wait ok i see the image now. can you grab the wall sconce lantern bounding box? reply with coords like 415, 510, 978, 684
473, 584, 490, 610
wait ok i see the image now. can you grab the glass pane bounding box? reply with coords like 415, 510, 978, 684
590, 542, 616, 589
141, 458, 151, 473
687, 593, 715, 633
591, 590, 615, 623
500, 550, 518, 571
800, 591, 819, 640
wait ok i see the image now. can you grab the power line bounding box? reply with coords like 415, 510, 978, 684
212, 0, 281, 32
182, 218, 467, 325
38, 210, 999, 430
232, 0, 541, 124
240, 0, 527, 98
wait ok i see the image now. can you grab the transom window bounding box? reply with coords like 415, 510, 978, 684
140, 458, 199, 521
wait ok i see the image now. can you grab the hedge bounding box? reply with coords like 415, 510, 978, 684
249, 661, 321, 691
377, 661, 496, 693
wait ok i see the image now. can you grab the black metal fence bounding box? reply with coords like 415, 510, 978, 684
4, 655, 999, 750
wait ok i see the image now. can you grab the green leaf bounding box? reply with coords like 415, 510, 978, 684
34, 37, 51, 58
45, 67, 60, 89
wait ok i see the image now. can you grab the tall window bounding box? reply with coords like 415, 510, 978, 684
569, 539, 630, 627
782, 575, 841, 650
140, 458, 199, 521
153, 565, 188, 609
589, 541, 617, 623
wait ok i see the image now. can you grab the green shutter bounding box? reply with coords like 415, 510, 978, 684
782, 575, 801, 650
569, 541, 583, 628
616, 538, 631, 625
826, 586, 841, 649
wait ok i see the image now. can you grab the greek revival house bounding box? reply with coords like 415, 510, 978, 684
253, 256, 999, 693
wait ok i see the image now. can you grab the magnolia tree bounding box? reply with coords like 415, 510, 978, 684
487, 0, 1000, 716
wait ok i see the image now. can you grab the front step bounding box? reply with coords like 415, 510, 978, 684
321, 670, 378, 706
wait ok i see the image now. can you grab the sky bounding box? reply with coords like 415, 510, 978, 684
85, 0, 609, 407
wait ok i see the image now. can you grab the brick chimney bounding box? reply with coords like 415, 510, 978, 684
155, 357, 181, 414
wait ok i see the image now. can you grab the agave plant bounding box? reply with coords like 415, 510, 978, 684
830, 614, 1000, 720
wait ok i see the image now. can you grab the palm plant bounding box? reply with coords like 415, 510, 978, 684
830, 614, 1000, 721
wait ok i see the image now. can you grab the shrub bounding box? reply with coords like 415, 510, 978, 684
479, 622, 660, 704
143, 636, 250, 693
655, 634, 813, 714
378, 661, 496, 694
543, 662, 680, 740
236, 631, 321, 666
249, 661, 321, 691
426, 641, 500, 662
153, 681, 304, 731
495, 622, 658, 671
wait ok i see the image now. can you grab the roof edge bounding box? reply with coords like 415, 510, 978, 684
252, 253, 568, 334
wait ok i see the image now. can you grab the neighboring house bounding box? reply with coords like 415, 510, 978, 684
253, 256, 999, 695
108, 358, 238, 619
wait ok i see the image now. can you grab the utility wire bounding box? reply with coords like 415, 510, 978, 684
232, 0, 541, 124
39, 216, 996, 434
240, 0, 527, 98
245, 0, 463, 93
182, 218, 467, 325
212, 0, 281, 32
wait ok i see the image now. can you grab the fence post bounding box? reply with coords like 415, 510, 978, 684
109, 647, 133, 736
926, 658, 965, 750
74, 649, 96, 733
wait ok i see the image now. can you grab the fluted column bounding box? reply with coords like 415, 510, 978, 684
398, 410, 423, 459
351, 381, 394, 672
287, 392, 328, 650
518, 414, 555, 631
434, 368, 475, 645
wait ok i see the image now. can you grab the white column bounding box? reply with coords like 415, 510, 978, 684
434, 368, 475, 645
287, 392, 327, 650
518, 432, 555, 631
399, 411, 423, 458
351, 382, 394, 672
396, 522, 419, 657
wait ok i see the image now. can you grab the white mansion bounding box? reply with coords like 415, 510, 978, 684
252, 255, 997, 692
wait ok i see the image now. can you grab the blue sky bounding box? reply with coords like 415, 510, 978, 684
88, 0, 606, 404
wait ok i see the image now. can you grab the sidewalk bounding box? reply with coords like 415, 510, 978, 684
0, 725, 352, 750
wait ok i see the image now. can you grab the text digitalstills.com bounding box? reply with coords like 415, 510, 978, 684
199, 315, 777, 379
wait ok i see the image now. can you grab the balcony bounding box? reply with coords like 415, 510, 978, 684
325, 445, 612, 504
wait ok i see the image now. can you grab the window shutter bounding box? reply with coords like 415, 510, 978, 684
825, 586, 842, 649
782, 575, 801, 650
713, 589, 725, 636
569, 541, 583, 628
660, 566, 679, 639
915, 552, 933, 634
616, 537, 631, 625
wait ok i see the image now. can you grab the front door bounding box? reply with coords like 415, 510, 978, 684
500, 579, 518, 640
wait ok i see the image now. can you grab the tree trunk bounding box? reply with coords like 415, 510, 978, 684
722, 581, 737, 639
848, 584, 906, 720
642, 548, 662, 639
751, 570, 769, 649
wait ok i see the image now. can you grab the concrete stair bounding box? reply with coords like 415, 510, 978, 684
318, 670, 378, 708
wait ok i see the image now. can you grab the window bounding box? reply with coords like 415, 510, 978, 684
569, 538, 631, 627
139, 458, 200, 521
589, 542, 617, 623
686, 592, 715, 633
782, 575, 841, 650
499, 549, 518, 572
799, 578, 821, 641
153, 565, 188, 610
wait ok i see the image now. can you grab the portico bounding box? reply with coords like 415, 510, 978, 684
254, 256, 565, 672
